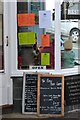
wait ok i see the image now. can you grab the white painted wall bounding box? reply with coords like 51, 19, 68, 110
0, 74, 13, 105
0, 74, 8, 105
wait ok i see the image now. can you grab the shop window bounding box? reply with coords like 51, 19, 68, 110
60, 1, 80, 69
17, 0, 55, 70
0, 2, 4, 70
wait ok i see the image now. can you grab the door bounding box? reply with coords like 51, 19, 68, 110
0, 1, 12, 106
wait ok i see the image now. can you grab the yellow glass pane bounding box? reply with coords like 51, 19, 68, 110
18, 32, 36, 45
41, 53, 50, 65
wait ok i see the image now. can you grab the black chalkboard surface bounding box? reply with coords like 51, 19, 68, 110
22, 73, 38, 114
65, 75, 80, 106
37, 74, 64, 117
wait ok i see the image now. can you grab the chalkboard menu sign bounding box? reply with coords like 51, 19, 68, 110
37, 74, 64, 117
22, 73, 38, 114
65, 75, 80, 106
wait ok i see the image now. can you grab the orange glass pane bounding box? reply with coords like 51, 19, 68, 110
41, 34, 50, 47
18, 13, 35, 26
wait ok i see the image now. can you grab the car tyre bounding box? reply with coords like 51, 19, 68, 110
70, 28, 80, 43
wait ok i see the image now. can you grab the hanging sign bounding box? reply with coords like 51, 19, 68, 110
41, 34, 50, 47
39, 10, 52, 28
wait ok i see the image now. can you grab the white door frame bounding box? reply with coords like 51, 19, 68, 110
0, 1, 12, 106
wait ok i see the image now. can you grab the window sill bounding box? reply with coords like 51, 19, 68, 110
11, 66, 79, 77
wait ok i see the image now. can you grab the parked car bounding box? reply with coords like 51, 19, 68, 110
46, 20, 80, 42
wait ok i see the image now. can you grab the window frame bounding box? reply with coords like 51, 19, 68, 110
9, 1, 78, 76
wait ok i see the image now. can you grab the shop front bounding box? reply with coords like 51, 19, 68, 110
0, 0, 80, 117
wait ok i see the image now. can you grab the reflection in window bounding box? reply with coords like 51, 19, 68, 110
61, 1, 80, 69
0, 2, 4, 70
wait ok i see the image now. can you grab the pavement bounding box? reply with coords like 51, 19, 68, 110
1, 110, 80, 119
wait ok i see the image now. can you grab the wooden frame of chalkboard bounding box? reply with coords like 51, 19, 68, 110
37, 74, 64, 117
22, 72, 38, 114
